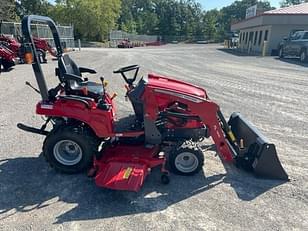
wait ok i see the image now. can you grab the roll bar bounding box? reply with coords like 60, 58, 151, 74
21, 15, 63, 101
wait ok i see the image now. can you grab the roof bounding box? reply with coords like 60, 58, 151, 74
264, 3, 308, 15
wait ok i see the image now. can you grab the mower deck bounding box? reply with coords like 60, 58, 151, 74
93, 144, 166, 191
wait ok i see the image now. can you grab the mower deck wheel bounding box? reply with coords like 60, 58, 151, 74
161, 174, 170, 184
168, 141, 204, 176
37, 49, 47, 63
43, 129, 95, 174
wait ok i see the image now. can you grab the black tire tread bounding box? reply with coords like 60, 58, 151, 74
300, 48, 308, 63
43, 125, 99, 174
279, 47, 284, 58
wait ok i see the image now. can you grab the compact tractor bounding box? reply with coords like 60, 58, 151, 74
0, 21, 56, 64
18, 16, 288, 192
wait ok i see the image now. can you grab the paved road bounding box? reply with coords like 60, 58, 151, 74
0, 44, 307, 230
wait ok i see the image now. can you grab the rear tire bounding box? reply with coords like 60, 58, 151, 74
300, 49, 308, 63
168, 141, 204, 176
43, 128, 96, 174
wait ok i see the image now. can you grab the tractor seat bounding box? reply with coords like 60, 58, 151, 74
57, 54, 104, 100
70, 81, 104, 99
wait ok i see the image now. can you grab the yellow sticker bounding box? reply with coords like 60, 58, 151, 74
123, 167, 133, 179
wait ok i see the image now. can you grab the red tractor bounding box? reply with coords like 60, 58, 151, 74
18, 16, 288, 192
0, 29, 56, 63
0, 44, 16, 71
118, 39, 133, 48
0, 34, 56, 63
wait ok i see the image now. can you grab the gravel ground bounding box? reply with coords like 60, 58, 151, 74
0, 44, 307, 231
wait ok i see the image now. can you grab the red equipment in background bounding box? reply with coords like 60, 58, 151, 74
0, 20, 57, 70
0, 34, 56, 63
18, 15, 288, 193
118, 39, 134, 48
0, 44, 16, 71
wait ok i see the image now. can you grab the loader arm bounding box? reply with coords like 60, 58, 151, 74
143, 88, 235, 162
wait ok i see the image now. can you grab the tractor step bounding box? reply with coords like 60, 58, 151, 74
17, 123, 49, 136
93, 144, 164, 192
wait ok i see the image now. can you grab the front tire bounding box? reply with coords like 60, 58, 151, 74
168, 141, 204, 176
278, 47, 284, 58
300, 49, 308, 63
43, 129, 96, 174
2, 59, 15, 71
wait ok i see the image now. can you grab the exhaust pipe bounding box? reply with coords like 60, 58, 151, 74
228, 113, 289, 181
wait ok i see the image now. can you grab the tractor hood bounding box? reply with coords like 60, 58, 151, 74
148, 74, 207, 98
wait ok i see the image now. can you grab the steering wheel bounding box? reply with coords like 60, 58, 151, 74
113, 65, 140, 86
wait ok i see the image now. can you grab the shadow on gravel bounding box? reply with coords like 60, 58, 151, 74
0, 153, 286, 223
217, 48, 259, 57
274, 57, 308, 68
0, 67, 14, 73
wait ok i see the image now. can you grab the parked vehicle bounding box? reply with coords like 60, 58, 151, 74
117, 39, 133, 48
225, 32, 239, 48
278, 30, 308, 63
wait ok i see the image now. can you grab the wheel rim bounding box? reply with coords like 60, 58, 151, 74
175, 152, 199, 173
301, 51, 306, 61
53, 140, 82, 166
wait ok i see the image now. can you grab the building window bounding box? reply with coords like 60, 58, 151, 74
258, 31, 263, 45
254, 31, 258, 45
264, 30, 269, 41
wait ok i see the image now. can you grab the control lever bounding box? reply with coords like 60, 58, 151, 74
100, 76, 108, 87
25, 81, 40, 94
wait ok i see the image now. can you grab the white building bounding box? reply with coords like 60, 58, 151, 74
231, 3, 308, 55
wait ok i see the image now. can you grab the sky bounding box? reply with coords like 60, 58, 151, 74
197, 0, 281, 10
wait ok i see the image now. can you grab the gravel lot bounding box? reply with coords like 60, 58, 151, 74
0, 44, 307, 230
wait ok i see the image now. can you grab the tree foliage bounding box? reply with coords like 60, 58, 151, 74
2, 0, 277, 41
118, 0, 204, 39
0, 0, 18, 21
50, 0, 121, 40
118, 0, 274, 41
280, 0, 308, 7
15, 0, 52, 18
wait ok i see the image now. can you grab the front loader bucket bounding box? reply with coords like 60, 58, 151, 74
228, 112, 288, 180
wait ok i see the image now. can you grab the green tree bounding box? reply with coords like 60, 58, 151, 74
15, 0, 53, 18
0, 0, 17, 21
280, 0, 308, 7
203, 9, 219, 40
51, 0, 121, 41
119, 0, 204, 40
